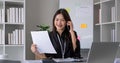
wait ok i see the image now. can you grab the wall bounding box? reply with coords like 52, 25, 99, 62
25, 0, 59, 60
59, 0, 93, 49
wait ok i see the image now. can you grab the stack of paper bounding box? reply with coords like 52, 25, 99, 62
31, 31, 56, 54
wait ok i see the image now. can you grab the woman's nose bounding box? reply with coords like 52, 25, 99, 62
57, 20, 62, 24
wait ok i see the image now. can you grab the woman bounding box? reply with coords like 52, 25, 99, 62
31, 8, 81, 59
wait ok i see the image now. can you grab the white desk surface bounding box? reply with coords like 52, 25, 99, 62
22, 58, 120, 63
22, 60, 42, 63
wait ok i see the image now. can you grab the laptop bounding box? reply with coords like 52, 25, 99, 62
44, 42, 120, 63
86, 42, 120, 63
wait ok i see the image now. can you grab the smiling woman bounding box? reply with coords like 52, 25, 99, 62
31, 8, 82, 59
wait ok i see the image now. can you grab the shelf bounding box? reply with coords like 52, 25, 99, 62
94, 2, 101, 5
101, 0, 115, 23
95, 21, 117, 26
116, 23, 120, 42
4, 0, 24, 3
101, 24, 115, 42
0, 44, 4, 46
101, 0, 112, 3
0, 0, 25, 60
0, 46, 4, 54
93, 25, 100, 42
0, 23, 4, 24
94, 4, 100, 25
5, 44, 24, 47
116, 0, 120, 21
101, 21, 116, 25
95, 23, 101, 26
5, 1, 23, 6
5, 46, 24, 60
117, 21, 120, 23
94, 0, 120, 58
94, 0, 100, 4
0, 1, 4, 8
116, 21, 120, 23
94, 0, 120, 42
5, 23, 24, 25
95, 21, 120, 26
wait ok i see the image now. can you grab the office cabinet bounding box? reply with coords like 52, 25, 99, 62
0, 0, 25, 60
0, 0, 59, 60
94, 0, 120, 42
94, 0, 120, 57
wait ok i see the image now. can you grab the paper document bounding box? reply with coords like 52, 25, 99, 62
31, 31, 56, 53
52, 58, 87, 62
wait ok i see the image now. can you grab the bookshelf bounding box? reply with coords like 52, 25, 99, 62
94, 0, 120, 57
0, 0, 25, 60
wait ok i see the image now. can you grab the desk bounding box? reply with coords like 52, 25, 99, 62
22, 58, 120, 63
23, 60, 85, 63
22, 60, 86, 63
0, 58, 119, 63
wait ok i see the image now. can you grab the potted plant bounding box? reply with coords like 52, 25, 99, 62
36, 24, 50, 31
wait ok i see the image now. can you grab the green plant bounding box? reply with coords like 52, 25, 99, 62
36, 24, 50, 31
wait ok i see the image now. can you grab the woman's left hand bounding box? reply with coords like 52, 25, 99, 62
67, 21, 77, 50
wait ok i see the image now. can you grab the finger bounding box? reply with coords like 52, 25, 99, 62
32, 44, 37, 47
32, 43, 36, 45
67, 22, 71, 26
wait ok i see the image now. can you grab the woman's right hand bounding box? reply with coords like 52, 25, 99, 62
31, 43, 47, 59
31, 44, 39, 55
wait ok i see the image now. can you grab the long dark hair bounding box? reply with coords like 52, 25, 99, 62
52, 8, 72, 32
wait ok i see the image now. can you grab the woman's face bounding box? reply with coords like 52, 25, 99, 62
54, 14, 67, 31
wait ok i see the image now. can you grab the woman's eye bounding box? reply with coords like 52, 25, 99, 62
61, 20, 64, 21
61, 19, 65, 21
55, 19, 58, 21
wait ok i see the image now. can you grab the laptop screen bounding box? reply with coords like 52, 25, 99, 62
87, 42, 120, 63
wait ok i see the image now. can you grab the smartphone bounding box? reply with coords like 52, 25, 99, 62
67, 25, 70, 31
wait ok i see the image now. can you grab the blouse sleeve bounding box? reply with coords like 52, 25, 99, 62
73, 31, 82, 58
